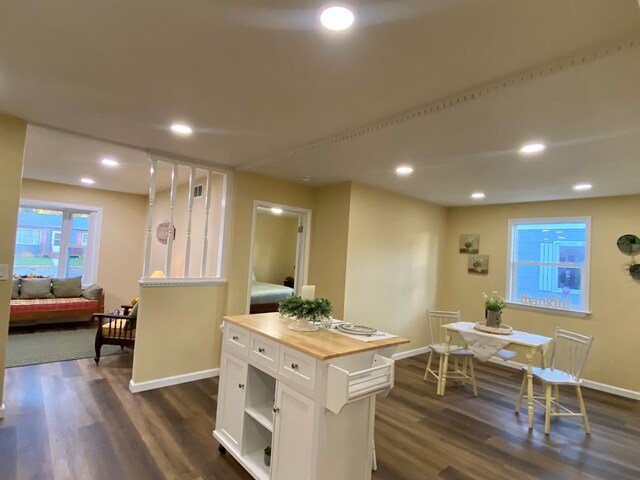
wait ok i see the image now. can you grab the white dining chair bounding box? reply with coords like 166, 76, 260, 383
515, 327, 594, 434
423, 310, 477, 397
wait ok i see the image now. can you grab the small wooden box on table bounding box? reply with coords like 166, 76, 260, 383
214, 312, 408, 480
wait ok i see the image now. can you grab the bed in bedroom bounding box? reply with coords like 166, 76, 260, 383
250, 281, 295, 314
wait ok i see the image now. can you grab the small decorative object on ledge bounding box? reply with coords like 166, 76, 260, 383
283, 276, 294, 288
278, 295, 332, 332
616, 234, 640, 281
483, 291, 506, 328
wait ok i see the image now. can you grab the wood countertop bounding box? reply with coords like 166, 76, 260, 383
223, 313, 410, 361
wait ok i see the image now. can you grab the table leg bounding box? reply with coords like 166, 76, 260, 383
440, 335, 451, 396
526, 349, 535, 430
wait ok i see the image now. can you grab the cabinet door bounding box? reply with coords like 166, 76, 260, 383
216, 353, 248, 449
271, 383, 316, 480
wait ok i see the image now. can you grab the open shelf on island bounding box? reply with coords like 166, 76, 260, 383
243, 449, 270, 480
245, 404, 274, 432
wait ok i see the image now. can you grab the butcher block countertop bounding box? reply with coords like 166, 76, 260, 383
224, 312, 409, 361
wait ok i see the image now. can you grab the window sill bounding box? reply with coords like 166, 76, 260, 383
506, 301, 591, 318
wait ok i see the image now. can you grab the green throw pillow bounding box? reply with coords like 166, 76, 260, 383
12, 278, 19, 299
81, 284, 103, 300
19, 277, 53, 299
52, 276, 82, 298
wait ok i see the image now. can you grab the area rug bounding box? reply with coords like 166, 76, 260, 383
6, 328, 125, 367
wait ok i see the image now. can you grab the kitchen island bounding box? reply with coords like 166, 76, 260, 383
213, 312, 409, 480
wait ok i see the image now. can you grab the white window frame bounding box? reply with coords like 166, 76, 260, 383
18, 200, 102, 285
506, 217, 591, 315
16, 227, 41, 245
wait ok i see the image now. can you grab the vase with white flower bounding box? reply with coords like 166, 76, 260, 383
483, 291, 506, 327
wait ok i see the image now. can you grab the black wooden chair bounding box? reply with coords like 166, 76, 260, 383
93, 303, 137, 364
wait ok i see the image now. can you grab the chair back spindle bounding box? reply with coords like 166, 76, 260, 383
550, 327, 593, 380
427, 310, 460, 345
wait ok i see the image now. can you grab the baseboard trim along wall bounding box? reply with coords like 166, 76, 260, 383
392, 346, 430, 361
395, 347, 640, 400
129, 368, 220, 393
486, 358, 640, 401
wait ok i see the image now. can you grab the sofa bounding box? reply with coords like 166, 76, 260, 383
10, 276, 104, 327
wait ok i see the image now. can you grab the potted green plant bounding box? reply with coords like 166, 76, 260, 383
464, 239, 474, 251
278, 295, 332, 331
483, 291, 506, 327
263, 446, 271, 467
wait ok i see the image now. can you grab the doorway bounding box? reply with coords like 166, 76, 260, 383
246, 201, 311, 313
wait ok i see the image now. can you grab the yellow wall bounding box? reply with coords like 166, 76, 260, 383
343, 183, 447, 354
21, 179, 147, 311
308, 183, 352, 319
0, 114, 27, 411
131, 284, 227, 384
253, 212, 297, 284
441, 195, 640, 392
227, 172, 314, 314
149, 170, 225, 278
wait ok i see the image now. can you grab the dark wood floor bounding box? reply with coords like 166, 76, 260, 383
0, 353, 638, 480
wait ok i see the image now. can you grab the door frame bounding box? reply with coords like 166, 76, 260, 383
246, 201, 312, 313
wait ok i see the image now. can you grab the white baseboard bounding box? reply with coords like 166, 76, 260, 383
0, 403, 4, 419
392, 346, 430, 361
129, 368, 220, 393
487, 358, 640, 401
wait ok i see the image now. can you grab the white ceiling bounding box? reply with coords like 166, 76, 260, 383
2, 0, 640, 204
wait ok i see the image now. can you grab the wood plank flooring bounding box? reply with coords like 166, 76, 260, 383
0, 352, 638, 479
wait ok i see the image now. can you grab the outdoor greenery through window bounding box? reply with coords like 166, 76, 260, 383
14, 204, 101, 284
507, 217, 590, 314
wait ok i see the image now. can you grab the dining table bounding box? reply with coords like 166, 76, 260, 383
441, 321, 554, 430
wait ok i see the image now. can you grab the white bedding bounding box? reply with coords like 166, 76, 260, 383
250, 282, 294, 305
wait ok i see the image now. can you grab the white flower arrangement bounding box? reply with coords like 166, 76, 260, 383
482, 291, 506, 312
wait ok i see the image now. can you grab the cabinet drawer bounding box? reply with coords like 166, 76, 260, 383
249, 334, 279, 374
224, 323, 250, 359
279, 346, 316, 392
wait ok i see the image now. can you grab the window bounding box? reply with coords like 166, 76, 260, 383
14, 204, 101, 284
51, 230, 61, 252
507, 217, 590, 313
16, 228, 41, 245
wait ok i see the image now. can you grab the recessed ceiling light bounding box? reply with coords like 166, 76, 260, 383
101, 158, 119, 167
320, 5, 355, 31
471, 192, 486, 200
573, 183, 592, 191
519, 142, 546, 154
170, 123, 193, 136
80, 178, 95, 185
271, 208, 283, 215
395, 165, 414, 176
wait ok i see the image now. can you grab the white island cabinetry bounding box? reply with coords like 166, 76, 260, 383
213, 312, 408, 480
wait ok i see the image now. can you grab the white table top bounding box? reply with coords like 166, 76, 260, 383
443, 321, 553, 349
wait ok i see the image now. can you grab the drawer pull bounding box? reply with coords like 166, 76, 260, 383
272, 407, 280, 413
232, 335, 239, 341
291, 363, 299, 370
258, 347, 265, 353
238, 383, 245, 389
